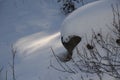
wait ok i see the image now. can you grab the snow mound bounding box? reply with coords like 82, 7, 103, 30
61, 0, 119, 43
59, 0, 120, 80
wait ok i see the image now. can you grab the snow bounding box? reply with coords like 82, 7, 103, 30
61, 0, 119, 43
67, 73, 116, 80
60, 0, 120, 79
0, 0, 119, 80
14, 32, 60, 55
0, 0, 63, 65
0, 0, 66, 79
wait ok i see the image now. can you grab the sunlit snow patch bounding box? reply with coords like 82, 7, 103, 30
14, 32, 60, 55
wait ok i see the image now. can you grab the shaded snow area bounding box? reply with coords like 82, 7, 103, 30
0, 0, 66, 80
0, 0, 63, 65
0, 0, 119, 80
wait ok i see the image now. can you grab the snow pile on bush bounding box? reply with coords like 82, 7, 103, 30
61, 0, 118, 43
59, 0, 120, 80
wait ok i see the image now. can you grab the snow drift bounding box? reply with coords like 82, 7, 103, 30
61, 0, 119, 43
60, 0, 120, 59
60, 0, 120, 80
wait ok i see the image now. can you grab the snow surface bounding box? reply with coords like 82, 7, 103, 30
0, 0, 66, 80
0, 0, 119, 80
61, 0, 119, 43
60, 0, 120, 80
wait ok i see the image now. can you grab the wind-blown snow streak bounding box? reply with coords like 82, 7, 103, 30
15, 32, 60, 55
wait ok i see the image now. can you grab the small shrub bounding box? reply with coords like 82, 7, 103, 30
58, 0, 84, 15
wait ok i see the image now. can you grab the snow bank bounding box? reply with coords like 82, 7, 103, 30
60, 0, 120, 80
1, 0, 118, 80
61, 0, 119, 43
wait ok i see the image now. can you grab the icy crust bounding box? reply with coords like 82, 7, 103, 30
61, 0, 118, 43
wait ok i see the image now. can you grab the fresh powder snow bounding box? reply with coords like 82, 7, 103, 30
0, 0, 119, 80
61, 0, 119, 43
60, 0, 120, 79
